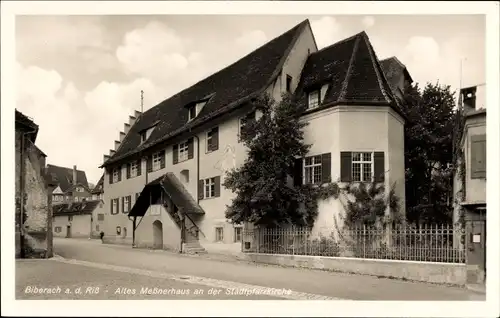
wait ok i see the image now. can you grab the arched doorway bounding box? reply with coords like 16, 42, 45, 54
153, 220, 163, 249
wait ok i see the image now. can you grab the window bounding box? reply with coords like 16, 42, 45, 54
286, 75, 292, 93
471, 134, 486, 179
111, 198, 119, 215
188, 106, 196, 121
92, 194, 97, 200
206, 127, 218, 152
215, 227, 224, 242
74, 197, 79, 202
234, 227, 242, 242
97, 214, 104, 221
178, 141, 189, 162
152, 152, 162, 171
352, 152, 373, 182
55, 226, 61, 233
304, 155, 322, 185
99, 193, 103, 200
130, 161, 138, 178
123, 196, 130, 213
204, 177, 216, 199
140, 131, 147, 143
239, 111, 256, 139
96, 224, 99, 232
112, 168, 120, 183
76, 187, 83, 192
308, 90, 320, 109
68, 215, 73, 222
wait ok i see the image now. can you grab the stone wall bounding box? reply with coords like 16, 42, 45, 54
15, 130, 52, 258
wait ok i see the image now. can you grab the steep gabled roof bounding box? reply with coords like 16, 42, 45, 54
380, 56, 413, 94
52, 200, 102, 216
15, 109, 39, 142
46, 164, 89, 193
294, 31, 403, 116
102, 19, 309, 167
91, 174, 104, 194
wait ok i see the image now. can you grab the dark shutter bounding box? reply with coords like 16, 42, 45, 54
160, 150, 166, 169
110, 199, 113, 214
147, 155, 152, 172
340, 152, 352, 182
321, 153, 332, 183
188, 138, 194, 159
471, 134, 486, 179
137, 159, 142, 176
214, 176, 221, 197
173, 144, 179, 164
117, 166, 122, 182
293, 158, 303, 186
126, 163, 131, 179
374, 152, 385, 182
212, 127, 219, 151
109, 170, 113, 185
128, 195, 132, 211
198, 180, 204, 200
122, 197, 125, 214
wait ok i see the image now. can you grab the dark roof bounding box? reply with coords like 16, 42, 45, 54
53, 200, 102, 216
465, 108, 486, 118
380, 56, 413, 93
91, 174, 104, 194
294, 31, 403, 116
15, 109, 39, 142
46, 164, 89, 193
129, 172, 204, 217
102, 19, 309, 167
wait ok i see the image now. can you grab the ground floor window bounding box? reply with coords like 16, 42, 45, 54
54, 226, 62, 233
96, 224, 99, 232
234, 227, 242, 242
215, 227, 224, 242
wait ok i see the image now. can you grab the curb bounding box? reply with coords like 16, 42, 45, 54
466, 284, 486, 294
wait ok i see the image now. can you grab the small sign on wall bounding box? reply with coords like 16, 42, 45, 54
473, 234, 481, 243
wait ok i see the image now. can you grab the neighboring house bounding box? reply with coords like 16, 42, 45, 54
52, 200, 106, 238
15, 109, 55, 258
453, 84, 486, 286
91, 174, 104, 201
46, 164, 91, 203
99, 19, 409, 254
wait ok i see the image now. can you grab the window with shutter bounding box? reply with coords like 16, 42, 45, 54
471, 134, 486, 179
340, 152, 352, 182
206, 127, 219, 153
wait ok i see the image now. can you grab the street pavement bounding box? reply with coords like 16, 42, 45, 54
16, 238, 486, 300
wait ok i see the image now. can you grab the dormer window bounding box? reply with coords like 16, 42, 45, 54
139, 123, 158, 144
307, 90, 320, 109
188, 105, 197, 121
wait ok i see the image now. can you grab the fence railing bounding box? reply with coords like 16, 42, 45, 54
242, 224, 466, 263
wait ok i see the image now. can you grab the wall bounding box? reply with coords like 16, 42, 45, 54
15, 132, 51, 258
243, 253, 466, 285
463, 116, 486, 204
301, 105, 405, 235
91, 201, 106, 237
52, 214, 92, 238
133, 204, 181, 251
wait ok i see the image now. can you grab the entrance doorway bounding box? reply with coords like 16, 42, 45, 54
153, 220, 163, 249
66, 225, 72, 238
465, 208, 486, 285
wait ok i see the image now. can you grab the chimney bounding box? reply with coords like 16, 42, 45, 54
114, 140, 121, 150
461, 86, 477, 114
124, 123, 131, 134
119, 132, 126, 142
128, 115, 137, 126
73, 165, 77, 186
103, 154, 110, 164
110, 149, 116, 156
134, 110, 142, 118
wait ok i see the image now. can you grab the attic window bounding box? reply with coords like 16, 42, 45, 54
308, 90, 320, 109
286, 75, 292, 93
188, 100, 208, 122
139, 124, 157, 144
188, 106, 197, 121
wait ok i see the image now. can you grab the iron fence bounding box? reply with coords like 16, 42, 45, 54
242, 224, 465, 263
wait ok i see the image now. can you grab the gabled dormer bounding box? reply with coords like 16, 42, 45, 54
185, 93, 215, 122
138, 121, 159, 144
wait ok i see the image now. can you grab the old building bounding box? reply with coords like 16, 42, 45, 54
52, 200, 106, 238
47, 164, 91, 203
99, 19, 411, 255
91, 174, 104, 201
453, 84, 487, 287
15, 109, 55, 258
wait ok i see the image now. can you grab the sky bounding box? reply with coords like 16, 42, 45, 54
15, 14, 485, 185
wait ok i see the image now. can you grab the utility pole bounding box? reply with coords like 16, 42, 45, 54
141, 90, 144, 114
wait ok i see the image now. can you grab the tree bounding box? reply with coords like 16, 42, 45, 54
401, 82, 457, 224
223, 93, 312, 226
